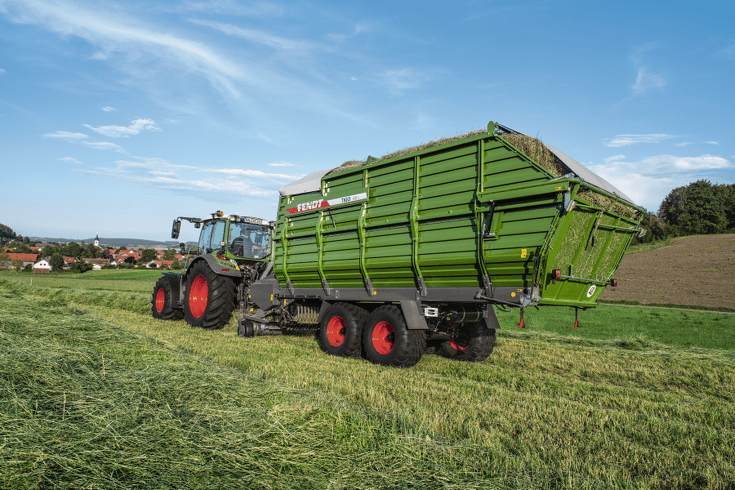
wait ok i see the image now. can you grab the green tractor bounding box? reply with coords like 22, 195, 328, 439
151, 211, 274, 330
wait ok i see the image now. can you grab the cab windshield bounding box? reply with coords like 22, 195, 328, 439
197, 220, 226, 254
228, 222, 270, 259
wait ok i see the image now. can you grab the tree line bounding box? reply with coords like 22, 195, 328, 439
635, 180, 735, 244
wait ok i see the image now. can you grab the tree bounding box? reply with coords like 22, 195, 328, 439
0, 251, 9, 269
658, 180, 729, 236
70, 260, 92, 273
63, 242, 81, 257
49, 253, 65, 271
23, 236, 30, 245
11, 258, 24, 272
124, 256, 137, 265
171, 259, 182, 270
140, 248, 158, 263
163, 249, 176, 260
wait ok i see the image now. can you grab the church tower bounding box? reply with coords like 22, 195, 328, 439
94, 235, 99, 247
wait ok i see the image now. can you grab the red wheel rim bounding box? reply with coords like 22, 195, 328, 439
189, 275, 208, 318
449, 324, 470, 351
372, 321, 394, 355
327, 316, 346, 346
155, 287, 165, 312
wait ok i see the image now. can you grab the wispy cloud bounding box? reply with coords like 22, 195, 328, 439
605, 134, 677, 147
60, 156, 83, 164
191, 18, 317, 52
0, 0, 246, 98
632, 67, 666, 94
674, 142, 694, 147
102, 106, 116, 112
268, 162, 295, 167
77, 155, 301, 197
378, 68, 426, 95
705, 141, 720, 145
82, 141, 125, 152
83, 118, 161, 137
325, 23, 374, 43
181, 0, 285, 17
0, 68, 6, 74
43, 130, 88, 140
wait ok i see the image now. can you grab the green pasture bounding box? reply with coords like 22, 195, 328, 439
0, 268, 165, 293
0, 278, 734, 489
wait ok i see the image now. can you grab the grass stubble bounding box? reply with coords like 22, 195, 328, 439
0, 278, 733, 489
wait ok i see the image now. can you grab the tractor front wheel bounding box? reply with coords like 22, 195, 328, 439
318, 302, 366, 358
151, 277, 183, 321
363, 305, 425, 367
183, 261, 236, 330
439, 322, 495, 362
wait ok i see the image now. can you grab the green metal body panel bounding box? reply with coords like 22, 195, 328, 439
274, 128, 642, 308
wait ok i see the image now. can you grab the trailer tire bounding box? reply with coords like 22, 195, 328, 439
440, 323, 495, 362
319, 303, 366, 358
151, 277, 183, 321
183, 261, 236, 330
363, 305, 426, 367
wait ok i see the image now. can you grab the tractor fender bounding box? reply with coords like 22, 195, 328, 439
160, 272, 184, 309
184, 254, 243, 280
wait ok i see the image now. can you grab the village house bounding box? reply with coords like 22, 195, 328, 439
33, 260, 51, 273
3, 253, 38, 269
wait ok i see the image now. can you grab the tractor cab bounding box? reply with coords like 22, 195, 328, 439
172, 211, 273, 263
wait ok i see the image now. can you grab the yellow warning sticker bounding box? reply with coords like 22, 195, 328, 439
511, 292, 516, 298
521, 249, 527, 259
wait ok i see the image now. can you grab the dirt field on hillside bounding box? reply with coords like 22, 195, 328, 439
600, 234, 735, 309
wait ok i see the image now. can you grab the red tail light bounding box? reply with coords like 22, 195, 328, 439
610, 279, 618, 287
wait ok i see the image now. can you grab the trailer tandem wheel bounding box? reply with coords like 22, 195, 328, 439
440, 322, 496, 362
183, 261, 236, 330
151, 277, 184, 321
363, 305, 426, 368
318, 302, 366, 358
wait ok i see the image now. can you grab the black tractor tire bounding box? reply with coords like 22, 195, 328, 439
439, 322, 496, 362
151, 277, 184, 321
363, 305, 426, 368
183, 261, 236, 330
318, 302, 367, 358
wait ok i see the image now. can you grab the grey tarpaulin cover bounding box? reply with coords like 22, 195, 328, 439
279, 169, 330, 197
543, 143, 636, 206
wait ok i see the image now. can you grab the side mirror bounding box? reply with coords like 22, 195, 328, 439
179, 242, 187, 253
171, 219, 181, 239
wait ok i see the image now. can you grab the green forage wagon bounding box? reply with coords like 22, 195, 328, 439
153, 121, 644, 367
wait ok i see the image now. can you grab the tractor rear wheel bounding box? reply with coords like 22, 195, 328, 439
318, 302, 366, 358
363, 305, 426, 367
439, 322, 495, 362
183, 261, 236, 330
151, 277, 183, 321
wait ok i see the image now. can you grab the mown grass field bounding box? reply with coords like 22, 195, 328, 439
1, 270, 734, 489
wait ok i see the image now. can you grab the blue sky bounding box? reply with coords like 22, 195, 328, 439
1, 0, 733, 242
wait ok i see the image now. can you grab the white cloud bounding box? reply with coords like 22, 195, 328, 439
705, 141, 720, 145
0, 68, 6, 74
632, 67, 666, 93
674, 142, 694, 147
102, 106, 116, 112
205, 168, 299, 180
604, 155, 625, 163
181, 0, 285, 17
605, 134, 677, 147
77, 155, 299, 197
378, 68, 425, 95
82, 141, 125, 152
191, 19, 316, 52
60, 156, 82, 164
268, 162, 295, 167
83, 118, 161, 137
0, 0, 246, 98
589, 154, 733, 210
43, 130, 89, 139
